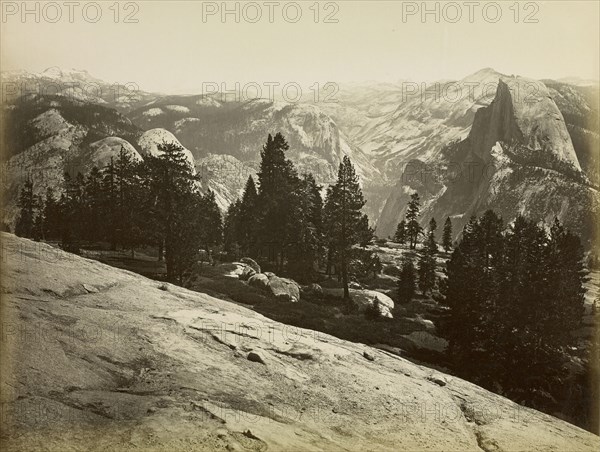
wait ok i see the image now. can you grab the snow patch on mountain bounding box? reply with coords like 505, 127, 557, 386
174, 117, 200, 131
165, 105, 190, 113
143, 107, 164, 117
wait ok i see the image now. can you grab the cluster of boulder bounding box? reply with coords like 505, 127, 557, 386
235, 258, 301, 303
228, 257, 395, 318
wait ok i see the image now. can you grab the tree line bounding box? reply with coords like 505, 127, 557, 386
392, 192, 589, 420
441, 211, 587, 411
15, 133, 378, 297
15, 142, 222, 284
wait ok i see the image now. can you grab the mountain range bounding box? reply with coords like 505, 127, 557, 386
2, 67, 598, 245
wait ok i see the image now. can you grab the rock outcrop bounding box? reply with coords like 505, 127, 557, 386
2, 233, 599, 451
377, 77, 599, 246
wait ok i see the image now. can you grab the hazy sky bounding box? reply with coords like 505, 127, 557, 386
2, 1, 599, 93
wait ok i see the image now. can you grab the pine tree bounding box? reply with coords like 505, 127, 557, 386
397, 255, 416, 304
287, 174, 323, 282
101, 158, 118, 250
169, 190, 206, 284
428, 217, 437, 244
418, 218, 438, 295
256, 133, 299, 270
406, 193, 422, 249
200, 190, 223, 254
114, 147, 144, 256
323, 156, 368, 300
442, 216, 453, 252
43, 187, 61, 240
238, 176, 259, 256
323, 185, 337, 278
394, 219, 407, 245
84, 167, 104, 242
31, 195, 45, 241
441, 211, 503, 380
356, 214, 374, 247
60, 172, 86, 252
145, 142, 202, 282
223, 199, 242, 259
304, 173, 324, 265
15, 178, 37, 238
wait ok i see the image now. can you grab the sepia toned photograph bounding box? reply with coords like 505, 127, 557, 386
1, 1, 599, 450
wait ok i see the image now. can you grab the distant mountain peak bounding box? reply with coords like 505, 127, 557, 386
461, 67, 504, 84
488, 77, 582, 171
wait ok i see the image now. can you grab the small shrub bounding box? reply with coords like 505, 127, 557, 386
364, 299, 382, 320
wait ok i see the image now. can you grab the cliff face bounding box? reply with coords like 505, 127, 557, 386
3, 233, 599, 451
377, 78, 598, 244
466, 78, 580, 171
544, 80, 600, 185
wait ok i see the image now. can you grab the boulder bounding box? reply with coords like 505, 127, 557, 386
263, 272, 276, 279
239, 266, 256, 281
239, 257, 260, 273
351, 290, 395, 319
248, 273, 269, 290
302, 283, 323, 296
403, 331, 448, 353
268, 277, 300, 302
247, 351, 266, 364
217, 262, 246, 278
